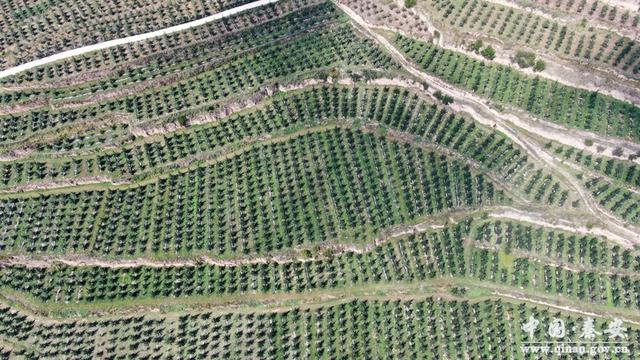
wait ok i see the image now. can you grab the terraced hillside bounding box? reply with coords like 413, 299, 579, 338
0, 0, 639, 359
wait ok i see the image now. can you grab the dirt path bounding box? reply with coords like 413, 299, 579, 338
0, 176, 123, 194
335, 1, 640, 245
4, 278, 640, 325
0, 0, 281, 79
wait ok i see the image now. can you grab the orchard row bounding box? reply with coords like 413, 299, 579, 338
428, 0, 639, 78
0, 0, 334, 101
0, 128, 506, 257
3, 219, 639, 307
0, 21, 398, 143
0, 0, 254, 69
396, 34, 640, 142
1, 85, 570, 209
1, 297, 635, 359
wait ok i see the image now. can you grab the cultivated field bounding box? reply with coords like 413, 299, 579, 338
0, 0, 639, 358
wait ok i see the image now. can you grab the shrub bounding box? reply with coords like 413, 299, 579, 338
481, 46, 496, 60
451, 286, 468, 296
404, 0, 417, 8
612, 147, 624, 157
469, 39, 483, 53
533, 60, 546, 72
513, 51, 536, 68
434, 90, 454, 105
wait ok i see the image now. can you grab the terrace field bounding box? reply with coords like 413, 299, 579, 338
0, 0, 639, 358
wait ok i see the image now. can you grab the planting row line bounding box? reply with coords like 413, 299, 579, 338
3, 219, 639, 306
0, 0, 333, 102
0, 128, 507, 257
2, 297, 634, 359
0, 85, 570, 208
396, 34, 640, 142
428, 0, 639, 78
0, 21, 398, 144
0, 0, 254, 69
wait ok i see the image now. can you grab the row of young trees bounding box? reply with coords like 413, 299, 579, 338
529, 0, 640, 30
2, 297, 635, 359
1, 85, 569, 209
551, 142, 640, 189
429, 0, 639, 76
0, 21, 398, 144
586, 177, 640, 225
3, 219, 639, 307
469, 217, 640, 308
0, 0, 336, 98
0, 226, 468, 302
396, 34, 640, 141
339, 0, 432, 41
473, 219, 638, 272
470, 246, 640, 308
0, 128, 505, 257
0, 0, 254, 68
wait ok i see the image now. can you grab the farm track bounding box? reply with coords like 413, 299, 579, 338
0, 0, 282, 79
334, 1, 640, 246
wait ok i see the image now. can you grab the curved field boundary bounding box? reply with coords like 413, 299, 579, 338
0, 0, 280, 80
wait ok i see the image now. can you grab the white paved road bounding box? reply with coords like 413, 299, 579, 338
0, 0, 280, 79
